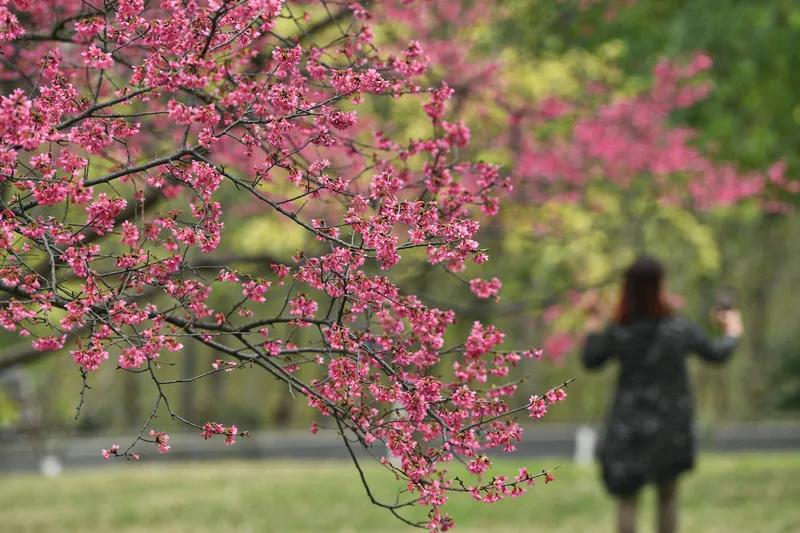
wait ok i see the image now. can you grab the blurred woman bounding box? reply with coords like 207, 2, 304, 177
582, 256, 742, 533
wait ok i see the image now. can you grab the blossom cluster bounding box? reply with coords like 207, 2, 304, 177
201, 422, 239, 446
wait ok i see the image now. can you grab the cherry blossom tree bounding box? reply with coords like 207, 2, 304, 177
0, 1, 571, 529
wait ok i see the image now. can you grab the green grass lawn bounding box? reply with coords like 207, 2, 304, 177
1, 453, 799, 532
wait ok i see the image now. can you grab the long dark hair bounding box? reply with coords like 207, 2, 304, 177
615, 256, 671, 325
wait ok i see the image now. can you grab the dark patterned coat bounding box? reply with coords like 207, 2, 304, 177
582, 316, 737, 496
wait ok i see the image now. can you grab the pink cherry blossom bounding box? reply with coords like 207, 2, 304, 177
101, 444, 120, 459
149, 429, 170, 454
81, 44, 113, 69
32, 335, 67, 352
469, 277, 502, 299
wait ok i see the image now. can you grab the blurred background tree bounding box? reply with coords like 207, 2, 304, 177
520, 0, 800, 417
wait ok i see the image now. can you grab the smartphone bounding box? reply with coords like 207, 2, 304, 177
714, 287, 736, 311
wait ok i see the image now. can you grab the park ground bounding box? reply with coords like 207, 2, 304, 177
1, 452, 799, 532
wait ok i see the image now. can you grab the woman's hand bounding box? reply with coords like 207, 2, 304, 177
714, 309, 744, 338
583, 295, 606, 333
584, 312, 604, 332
